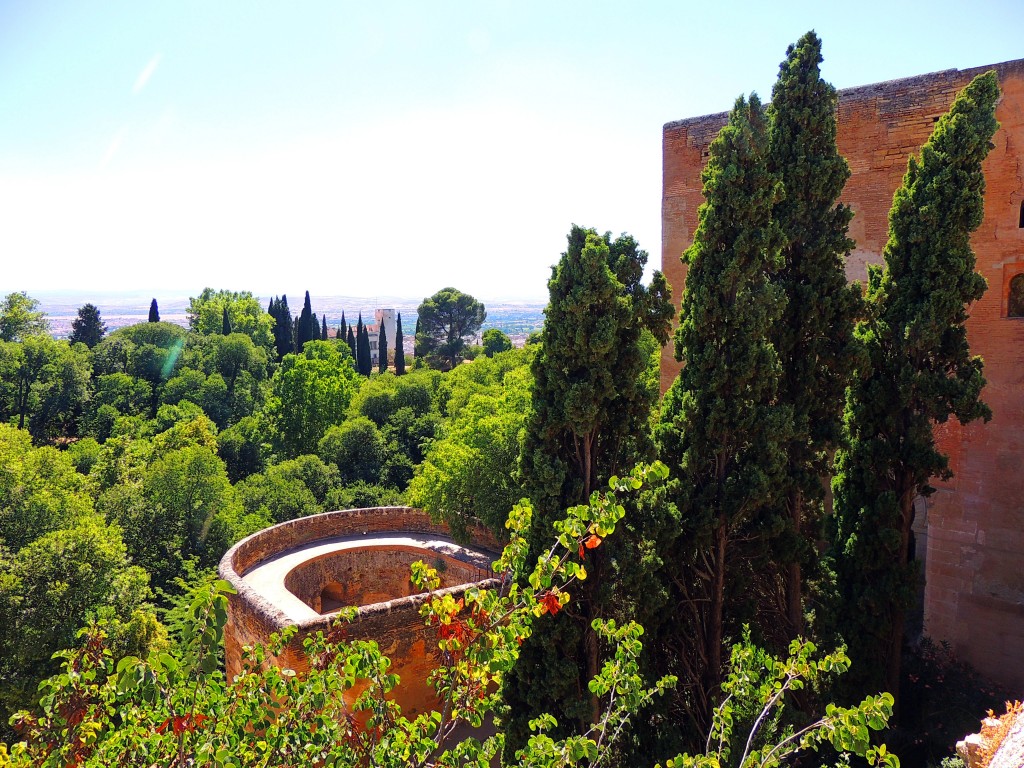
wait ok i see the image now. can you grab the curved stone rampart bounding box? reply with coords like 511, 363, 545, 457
218, 507, 502, 715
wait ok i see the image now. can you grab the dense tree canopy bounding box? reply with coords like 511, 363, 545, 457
187, 288, 274, 353
0, 292, 48, 343
414, 287, 486, 371
270, 340, 359, 458
68, 303, 106, 348
481, 328, 513, 357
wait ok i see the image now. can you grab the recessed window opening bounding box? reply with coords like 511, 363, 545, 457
1008, 274, 1024, 317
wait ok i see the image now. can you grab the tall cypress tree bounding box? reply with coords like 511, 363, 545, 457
321, 315, 329, 341
378, 323, 388, 373
356, 314, 371, 375
766, 31, 861, 637
222, 306, 232, 335
394, 313, 406, 375
831, 71, 999, 704
148, 299, 160, 323
297, 291, 314, 351
504, 225, 672, 754
347, 325, 356, 360
272, 295, 294, 360
653, 94, 789, 744
339, 311, 347, 343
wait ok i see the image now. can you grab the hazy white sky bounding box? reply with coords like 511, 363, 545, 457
1, 1, 1020, 300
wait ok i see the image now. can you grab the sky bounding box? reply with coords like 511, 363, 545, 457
0, 1, 1021, 302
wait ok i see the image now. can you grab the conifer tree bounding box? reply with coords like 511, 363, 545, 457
347, 326, 356, 360
222, 306, 232, 335
69, 303, 106, 348
271, 296, 294, 361
394, 313, 406, 375
356, 314, 371, 375
831, 71, 999, 703
339, 311, 347, 343
148, 299, 160, 323
322, 315, 329, 341
766, 31, 861, 636
378, 323, 388, 373
654, 93, 789, 742
504, 224, 672, 753
297, 292, 314, 352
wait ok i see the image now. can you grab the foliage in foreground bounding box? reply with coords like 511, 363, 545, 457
4, 463, 897, 768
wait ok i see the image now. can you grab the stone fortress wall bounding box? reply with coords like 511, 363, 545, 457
660, 59, 1024, 688
218, 507, 501, 715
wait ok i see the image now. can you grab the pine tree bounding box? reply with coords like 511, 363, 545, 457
394, 313, 406, 375
765, 31, 862, 637
222, 306, 232, 335
296, 292, 314, 351
504, 225, 672, 754
831, 71, 999, 704
378, 323, 388, 373
654, 93, 789, 744
69, 303, 106, 348
148, 299, 160, 323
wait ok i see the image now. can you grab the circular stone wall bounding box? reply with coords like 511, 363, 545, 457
218, 507, 501, 716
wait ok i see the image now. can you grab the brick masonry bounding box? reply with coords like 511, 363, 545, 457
218, 507, 501, 716
661, 60, 1024, 688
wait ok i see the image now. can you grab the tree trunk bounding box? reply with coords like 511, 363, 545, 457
705, 518, 727, 700
886, 475, 917, 712
786, 486, 804, 637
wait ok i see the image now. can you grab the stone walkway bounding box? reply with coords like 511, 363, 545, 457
240, 531, 495, 623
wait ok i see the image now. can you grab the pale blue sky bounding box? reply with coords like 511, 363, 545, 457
0, 1, 1020, 300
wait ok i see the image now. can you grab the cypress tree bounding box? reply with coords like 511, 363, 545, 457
378, 322, 388, 373
222, 306, 232, 335
321, 315, 329, 341
653, 93, 789, 743
356, 314, 371, 375
148, 299, 160, 323
394, 313, 406, 375
766, 31, 862, 637
272, 295, 294, 360
347, 325, 356, 360
297, 291, 314, 351
504, 225, 672, 754
831, 71, 999, 704
339, 311, 347, 342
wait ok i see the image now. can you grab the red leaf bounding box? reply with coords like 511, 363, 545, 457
584, 535, 602, 549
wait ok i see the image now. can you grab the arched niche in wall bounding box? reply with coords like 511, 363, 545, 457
1009, 272, 1024, 317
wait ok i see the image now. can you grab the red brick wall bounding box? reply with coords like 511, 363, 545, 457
219, 507, 501, 715
661, 60, 1024, 688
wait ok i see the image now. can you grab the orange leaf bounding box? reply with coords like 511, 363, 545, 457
584, 535, 602, 549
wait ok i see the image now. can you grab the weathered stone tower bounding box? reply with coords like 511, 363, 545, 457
660, 59, 1024, 688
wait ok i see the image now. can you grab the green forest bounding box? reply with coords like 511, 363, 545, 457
0, 34, 1011, 768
